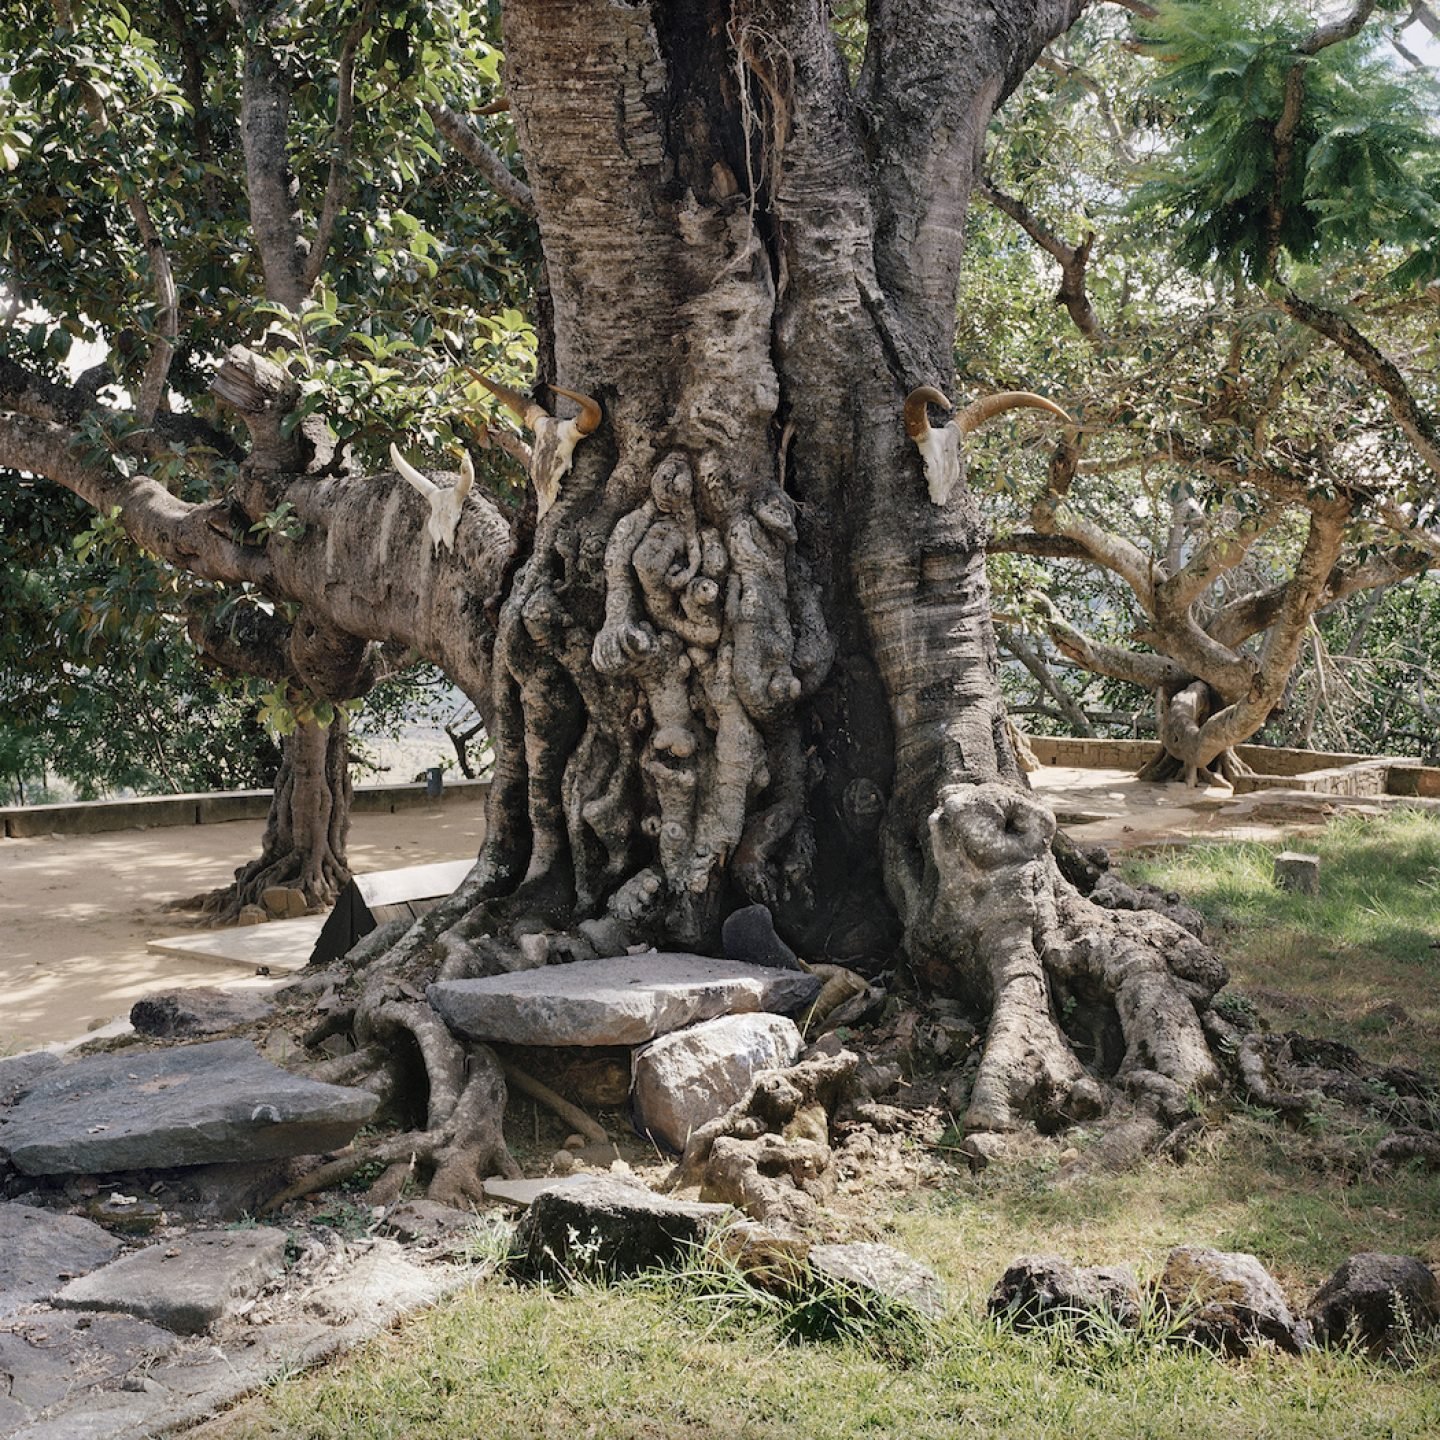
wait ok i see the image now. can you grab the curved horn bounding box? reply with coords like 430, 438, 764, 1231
550, 385, 602, 435
955, 391, 1071, 435
390, 442, 435, 496
904, 386, 953, 440
456, 450, 475, 503
463, 364, 543, 430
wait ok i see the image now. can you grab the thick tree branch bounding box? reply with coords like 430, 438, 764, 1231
978, 176, 1107, 344
997, 626, 1097, 735
1277, 292, 1440, 478
864, 0, 1086, 362
426, 103, 536, 215
303, 4, 373, 291
238, 4, 310, 310
0, 411, 269, 587
1030, 594, 1189, 691
1266, 1, 1378, 276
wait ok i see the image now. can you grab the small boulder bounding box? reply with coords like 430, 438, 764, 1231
510, 1176, 733, 1279
721, 904, 803, 971
988, 1254, 1141, 1333
808, 1242, 945, 1321
1306, 1253, 1440, 1353
237, 904, 268, 926
260, 885, 309, 919
632, 1013, 804, 1153
1157, 1245, 1308, 1355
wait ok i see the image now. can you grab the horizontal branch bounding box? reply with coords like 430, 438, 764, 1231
427, 104, 535, 214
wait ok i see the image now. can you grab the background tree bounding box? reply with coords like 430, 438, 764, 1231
1, 0, 537, 907
967, 0, 1440, 781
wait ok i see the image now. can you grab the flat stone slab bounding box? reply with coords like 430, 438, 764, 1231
54, 1227, 288, 1335
145, 915, 326, 974
482, 1173, 608, 1209
0, 1309, 178, 1423
429, 952, 822, 1047
0, 1052, 62, 1108
0, 1204, 121, 1315
0, 1039, 379, 1176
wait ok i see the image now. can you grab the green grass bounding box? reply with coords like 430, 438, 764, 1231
1123, 810, 1440, 1072
190, 811, 1440, 1439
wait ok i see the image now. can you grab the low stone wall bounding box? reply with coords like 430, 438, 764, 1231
1, 778, 490, 839
1021, 735, 1159, 771
1020, 733, 1421, 799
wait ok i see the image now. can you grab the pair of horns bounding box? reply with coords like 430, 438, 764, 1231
466, 366, 601, 435
904, 386, 1070, 440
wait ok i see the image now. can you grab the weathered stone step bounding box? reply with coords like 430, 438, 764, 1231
428, 952, 821, 1047
0, 1039, 379, 1176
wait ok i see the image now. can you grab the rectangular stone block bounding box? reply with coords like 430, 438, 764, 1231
1274, 851, 1320, 895
429, 953, 823, 1047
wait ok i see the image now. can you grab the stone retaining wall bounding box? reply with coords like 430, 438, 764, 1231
0, 778, 490, 838
1020, 734, 1428, 800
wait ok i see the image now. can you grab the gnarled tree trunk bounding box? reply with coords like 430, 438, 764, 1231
305, 0, 1230, 1203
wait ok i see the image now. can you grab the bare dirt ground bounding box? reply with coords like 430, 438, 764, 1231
1, 767, 1376, 1054
0, 806, 486, 1051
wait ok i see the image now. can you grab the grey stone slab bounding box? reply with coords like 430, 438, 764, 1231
633, 1013, 804, 1153
53, 1227, 288, 1335
128, 987, 276, 1038
144, 916, 326, 974
809, 1242, 946, 1320
0, 1039, 378, 1176
482, 1173, 605, 1209
0, 1052, 61, 1108
0, 1204, 121, 1315
430, 953, 822, 1047
0, 1310, 178, 1413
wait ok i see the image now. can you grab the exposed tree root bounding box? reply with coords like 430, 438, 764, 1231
913, 784, 1226, 1137
499, 1059, 609, 1146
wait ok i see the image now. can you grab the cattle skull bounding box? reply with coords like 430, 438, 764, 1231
905, 387, 1071, 506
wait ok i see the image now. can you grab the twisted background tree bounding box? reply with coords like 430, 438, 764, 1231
969, 0, 1440, 782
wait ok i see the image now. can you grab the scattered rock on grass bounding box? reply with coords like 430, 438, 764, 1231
1306, 1253, 1440, 1354
511, 1176, 733, 1279
988, 1254, 1140, 1332
808, 1242, 945, 1321
1157, 1245, 1309, 1355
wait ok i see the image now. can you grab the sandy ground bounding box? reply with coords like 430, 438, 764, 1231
1, 806, 486, 1052
0, 768, 1336, 1054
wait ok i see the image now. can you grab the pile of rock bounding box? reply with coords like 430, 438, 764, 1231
987, 1246, 1439, 1358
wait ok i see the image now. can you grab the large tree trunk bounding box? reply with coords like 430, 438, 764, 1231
273, 0, 1230, 1201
